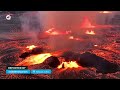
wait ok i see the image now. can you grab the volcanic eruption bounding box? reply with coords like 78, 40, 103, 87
0, 11, 120, 79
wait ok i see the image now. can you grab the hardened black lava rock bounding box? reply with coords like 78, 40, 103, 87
19, 52, 31, 59
30, 47, 44, 55
77, 52, 120, 74
19, 47, 44, 58
61, 51, 80, 61
44, 56, 60, 68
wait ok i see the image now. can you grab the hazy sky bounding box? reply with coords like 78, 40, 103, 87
20, 11, 118, 32
19, 11, 119, 47
38, 11, 117, 30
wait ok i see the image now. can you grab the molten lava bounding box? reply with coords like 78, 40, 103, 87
69, 36, 83, 41
69, 36, 74, 39
45, 28, 54, 33
26, 45, 37, 50
81, 17, 95, 28
45, 28, 60, 35
94, 45, 98, 47
85, 30, 95, 35
66, 30, 72, 34
57, 61, 80, 69
45, 28, 70, 36
99, 11, 112, 14
50, 31, 59, 35
16, 53, 52, 66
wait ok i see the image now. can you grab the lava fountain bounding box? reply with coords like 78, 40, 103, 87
57, 61, 80, 69
85, 30, 95, 35
80, 17, 95, 29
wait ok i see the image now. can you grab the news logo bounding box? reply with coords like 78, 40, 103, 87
6, 15, 11, 20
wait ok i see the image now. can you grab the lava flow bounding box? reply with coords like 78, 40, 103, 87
45, 28, 70, 36
99, 11, 112, 14
45, 28, 60, 35
57, 61, 80, 69
16, 53, 52, 66
69, 36, 83, 41
69, 36, 74, 39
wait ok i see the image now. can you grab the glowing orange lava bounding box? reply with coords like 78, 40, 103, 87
50, 31, 59, 35
85, 30, 95, 35
94, 44, 98, 47
99, 11, 112, 14
57, 61, 80, 69
69, 36, 83, 41
16, 53, 52, 66
45, 28, 59, 35
69, 36, 74, 39
45, 28, 54, 33
26, 45, 37, 50
66, 30, 72, 34
45, 28, 69, 36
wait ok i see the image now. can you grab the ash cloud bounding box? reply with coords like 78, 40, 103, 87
19, 11, 118, 50
37, 11, 117, 29
19, 11, 117, 35
38, 11, 98, 30
19, 11, 43, 41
